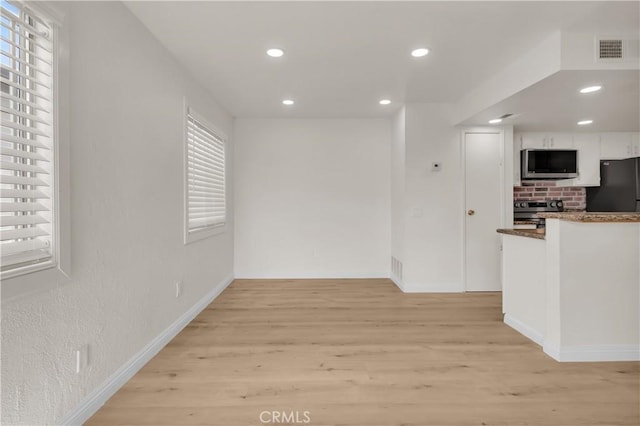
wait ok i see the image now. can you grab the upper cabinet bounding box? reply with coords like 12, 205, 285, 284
515, 133, 579, 186
571, 134, 600, 187
547, 133, 575, 149
520, 133, 574, 149
600, 132, 640, 159
515, 132, 639, 187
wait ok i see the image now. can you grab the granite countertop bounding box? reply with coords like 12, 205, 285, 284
497, 228, 546, 240
537, 212, 640, 223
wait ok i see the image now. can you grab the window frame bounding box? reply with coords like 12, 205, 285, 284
1, 0, 56, 278
183, 102, 227, 244
1, 0, 69, 301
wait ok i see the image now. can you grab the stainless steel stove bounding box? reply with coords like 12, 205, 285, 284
514, 200, 564, 228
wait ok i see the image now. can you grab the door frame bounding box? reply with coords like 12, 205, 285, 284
460, 127, 513, 292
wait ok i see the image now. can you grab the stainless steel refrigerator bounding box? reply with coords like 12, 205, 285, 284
586, 157, 640, 212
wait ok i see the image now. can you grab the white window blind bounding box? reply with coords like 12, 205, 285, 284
186, 109, 226, 237
1, 0, 55, 276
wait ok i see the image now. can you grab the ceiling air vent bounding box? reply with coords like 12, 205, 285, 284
597, 38, 624, 62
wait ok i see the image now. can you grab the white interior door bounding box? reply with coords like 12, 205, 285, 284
465, 132, 503, 292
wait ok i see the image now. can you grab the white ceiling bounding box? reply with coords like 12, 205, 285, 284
462, 69, 640, 132
125, 1, 639, 118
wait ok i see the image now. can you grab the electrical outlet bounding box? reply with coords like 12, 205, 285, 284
75, 345, 89, 374
175, 281, 183, 298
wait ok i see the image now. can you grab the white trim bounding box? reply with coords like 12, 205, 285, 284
185, 223, 227, 244
186, 106, 227, 142
1, 0, 56, 279
183, 99, 228, 245
20, 1, 65, 26
504, 314, 544, 346
233, 273, 389, 280
543, 342, 640, 362
389, 275, 403, 291
57, 274, 234, 426
1, 0, 71, 300
401, 282, 464, 293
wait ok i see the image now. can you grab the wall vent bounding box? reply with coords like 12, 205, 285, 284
597, 38, 624, 62
391, 256, 403, 281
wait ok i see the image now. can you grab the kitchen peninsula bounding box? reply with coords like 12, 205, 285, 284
497, 212, 640, 362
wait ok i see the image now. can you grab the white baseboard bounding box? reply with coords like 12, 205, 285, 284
543, 342, 640, 362
504, 314, 544, 346
401, 282, 464, 293
504, 316, 639, 362
389, 275, 403, 291
234, 272, 390, 279
57, 274, 234, 426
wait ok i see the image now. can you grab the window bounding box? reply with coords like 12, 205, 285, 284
1, 0, 56, 278
184, 107, 226, 243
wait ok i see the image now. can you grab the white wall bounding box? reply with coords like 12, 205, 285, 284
561, 32, 640, 71
390, 108, 406, 285
394, 105, 513, 292
401, 104, 464, 291
452, 32, 562, 125
234, 119, 390, 278
1, 2, 233, 424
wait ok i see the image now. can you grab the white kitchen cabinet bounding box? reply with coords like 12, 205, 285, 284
519, 133, 574, 149
556, 133, 600, 187
519, 133, 547, 149
599, 132, 638, 159
516, 132, 601, 187
547, 133, 574, 149
571, 134, 600, 187
513, 140, 521, 186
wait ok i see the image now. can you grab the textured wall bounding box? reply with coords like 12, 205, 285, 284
1, 2, 233, 424
233, 118, 391, 278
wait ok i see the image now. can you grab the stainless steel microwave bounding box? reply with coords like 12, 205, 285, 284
521, 149, 578, 179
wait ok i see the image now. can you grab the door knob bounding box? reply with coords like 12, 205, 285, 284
467, 209, 475, 216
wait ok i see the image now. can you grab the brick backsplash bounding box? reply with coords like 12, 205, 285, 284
514, 181, 586, 210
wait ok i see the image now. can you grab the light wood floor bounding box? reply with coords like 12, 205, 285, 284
88, 279, 639, 426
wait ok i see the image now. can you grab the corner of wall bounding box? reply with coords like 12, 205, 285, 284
452, 31, 562, 125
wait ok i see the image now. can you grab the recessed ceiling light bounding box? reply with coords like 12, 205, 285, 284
579, 85, 602, 94
488, 118, 502, 124
379, 99, 391, 105
577, 120, 593, 125
282, 99, 294, 105
411, 48, 429, 58
267, 48, 284, 58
